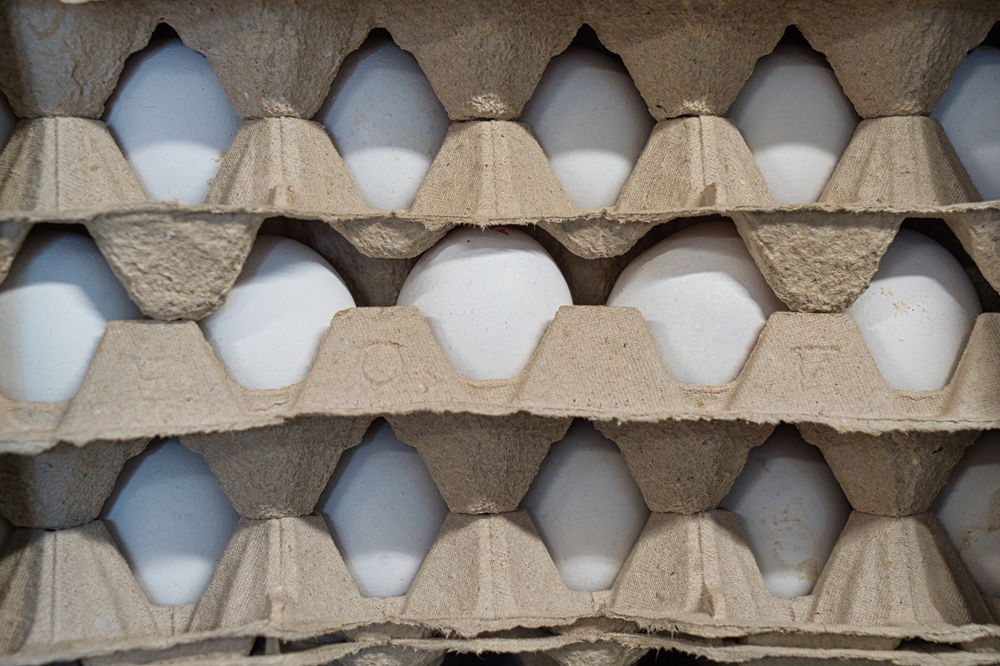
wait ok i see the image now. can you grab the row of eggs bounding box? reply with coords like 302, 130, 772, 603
0, 34, 998, 209
0, 221, 983, 400
1, 412, 996, 609
0, 222, 995, 607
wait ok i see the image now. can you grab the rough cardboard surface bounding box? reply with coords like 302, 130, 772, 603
3, 0, 1000, 663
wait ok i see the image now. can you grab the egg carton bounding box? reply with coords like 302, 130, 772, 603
1, 305, 999, 664
0, 0, 999, 320
2, 0, 1000, 664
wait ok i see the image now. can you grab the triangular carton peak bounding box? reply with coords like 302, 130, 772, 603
377, 0, 580, 120
616, 117, 774, 212
86, 208, 263, 321
820, 117, 980, 206
401, 512, 594, 634
410, 121, 576, 221
596, 420, 774, 514
182, 416, 372, 520
799, 425, 979, 517
0, 220, 32, 287
0, 119, 146, 212
796, 1, 996, 117
56, 321, 253, 445
728, 313, 895, 421
205, 118, 372, 214
0, 0, 153, 118
609, 511, 793, 626
0, 439, 147, 530
389, 412, 570, 514
162, 0, 366, 119
293, 306, 511, 417
0, 522, 159, 656
584, 3, 785, 120
731, 210, 902, 313
517, 306, 686, 419
944, 314, 1000, 420
808, 513, 993, 629
946, 209, 1000, 298
188, 516, 378, 634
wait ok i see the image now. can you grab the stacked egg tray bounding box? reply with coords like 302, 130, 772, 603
1, 0, 1000, 664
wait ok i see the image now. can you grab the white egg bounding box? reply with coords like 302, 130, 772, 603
0, 231, 142, 402
522, 420, 649, 592
396, 226, 572, 381
101, 439, 239, 606
727, 42, 859, 204
932, 46, 1000, 201
933, 431, 1000, 598
847, 230, 981, 391
316, 36, 450, 211
719, 426, 851, 598
0, 92, 17, 153
199, 235, 355, 390
520, 46, 654, 209
318, 420, 448, 598
103, 38, 240, 204
606, 221, 786, 385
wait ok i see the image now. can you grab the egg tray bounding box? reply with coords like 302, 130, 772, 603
1, 0, 1000, 320
1, 510, 999, 666
1, 305, 1000, 664
2, 0, 1000, 664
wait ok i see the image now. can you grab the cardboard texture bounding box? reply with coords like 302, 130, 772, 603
1, 0, 999, 664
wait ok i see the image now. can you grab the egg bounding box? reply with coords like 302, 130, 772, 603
0, 92, 16, 153
522, 420, 649, 592
199, 235, 355, 390
318, 420, 449, 598
520, 46, 654, 209
0, 231, 143, 402
727, 42, 859, 204
719, 426, 851, 598
316, 36, 450, 211
100, 439, 239, 606
931, 46, 1000, 201
932, 431, 1000, 597
396, 226, 572, 380
847, 230, 981, 391
606, 221, 786, 385
103, 38, 240, 204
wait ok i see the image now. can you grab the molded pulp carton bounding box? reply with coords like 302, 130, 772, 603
0, 1, 999, 665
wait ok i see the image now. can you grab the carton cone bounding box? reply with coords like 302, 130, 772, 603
617, 117, 773, 212
205, 118, 371, 214
0, 522, 158, 655
411, 121, 576, 220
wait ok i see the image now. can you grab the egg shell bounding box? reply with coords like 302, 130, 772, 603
100, 439, 239, 606
0, 231, 142, 402
318, 420, 449, 598
103, 38, 241, 204
932, 46, 1000, 201
727, 42, 859, 204
520, 46, 654, 209
932, 431, 1000, 597
847, 230, 981, 392
606, 221, 786, 386
316, 36, 450, 211
719, 425, 851, 599
199, 235, 356, 390
396, 226, 573, 381
522, 420, 650, 592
